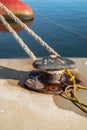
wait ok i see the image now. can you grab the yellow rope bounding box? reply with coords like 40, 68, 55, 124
0, 2, 87, 113
63, 69, 87, 113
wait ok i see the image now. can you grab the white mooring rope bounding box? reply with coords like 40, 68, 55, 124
0, 14, 37, 60
0, 2, 60, 57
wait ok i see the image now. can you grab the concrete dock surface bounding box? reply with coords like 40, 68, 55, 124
0, 58, 87, 130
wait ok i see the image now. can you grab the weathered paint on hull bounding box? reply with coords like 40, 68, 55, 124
0, 0, 34, 31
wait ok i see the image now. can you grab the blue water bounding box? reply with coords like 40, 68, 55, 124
0, 0, 87, 58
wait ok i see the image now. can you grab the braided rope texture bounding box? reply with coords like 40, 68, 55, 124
0, 14, 37, 60
0, 2, 60, 57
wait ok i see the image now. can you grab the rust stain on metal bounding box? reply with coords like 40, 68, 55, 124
0, 58, 87, 130
24, 69, 84, 95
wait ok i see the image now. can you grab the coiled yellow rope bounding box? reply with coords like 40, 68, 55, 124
0, 1, 87, 113
63, 69, 87, 113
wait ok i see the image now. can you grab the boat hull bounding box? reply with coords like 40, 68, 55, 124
0, 0, 34, 31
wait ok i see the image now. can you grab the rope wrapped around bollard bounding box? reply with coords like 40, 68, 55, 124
0, 2, 87, 113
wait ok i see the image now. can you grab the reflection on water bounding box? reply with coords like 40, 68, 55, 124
0, 18, 34, 31
0, 0, 87, 58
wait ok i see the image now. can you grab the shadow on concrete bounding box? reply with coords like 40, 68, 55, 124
0, 66, 87, 118
0, 66, 30, 87
53, 93, 87, 118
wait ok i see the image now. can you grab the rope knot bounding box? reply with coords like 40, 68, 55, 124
64, 69, 87, 113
